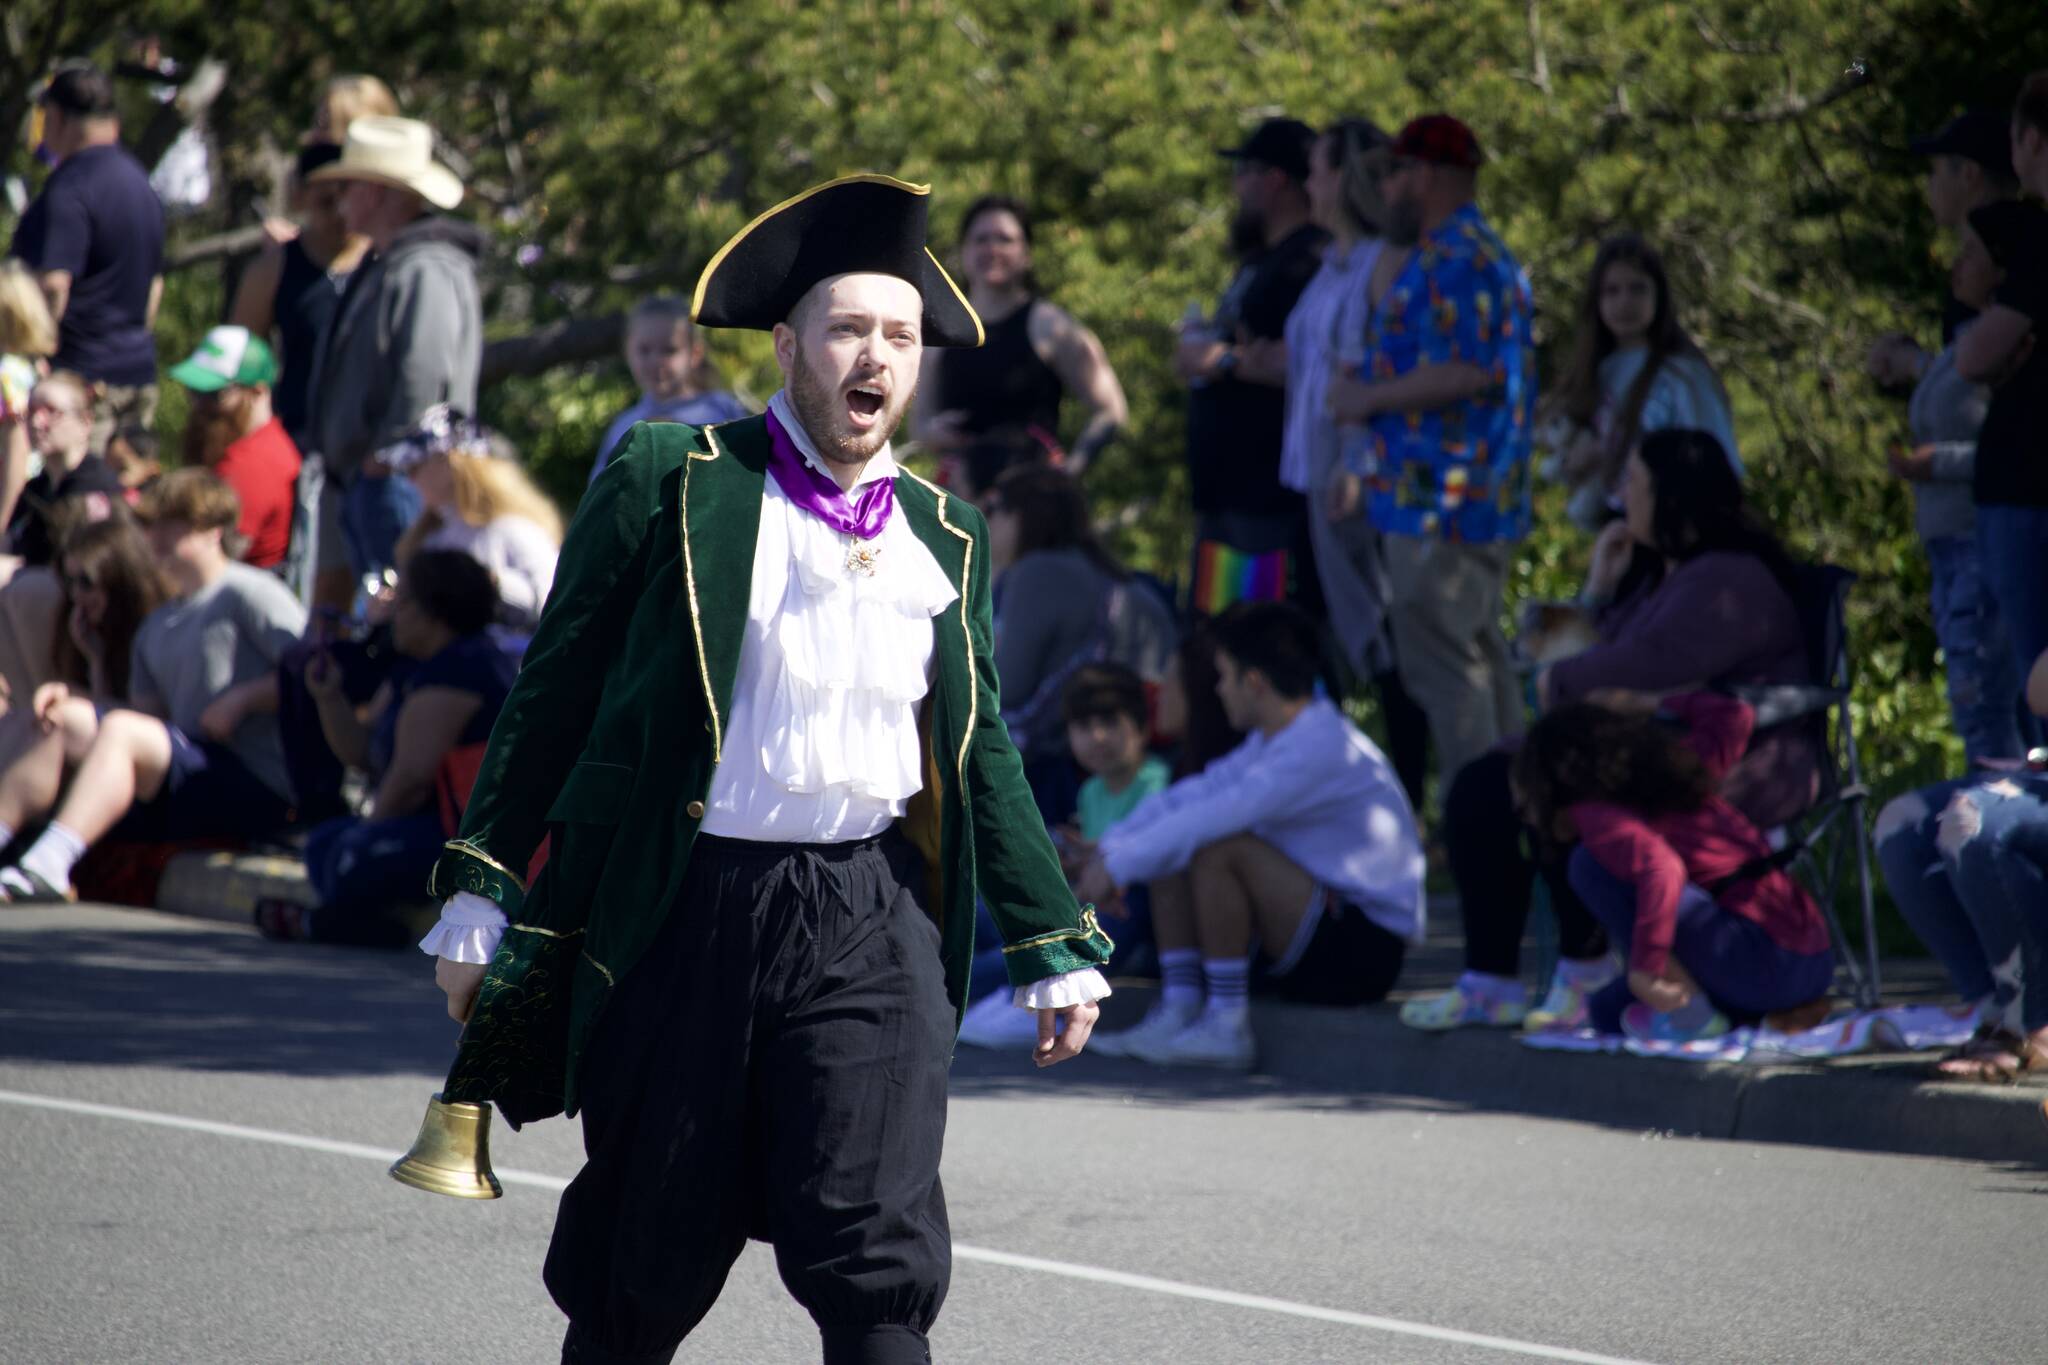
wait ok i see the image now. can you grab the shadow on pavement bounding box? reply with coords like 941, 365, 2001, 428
947, 1044, 1475, 1116
0, 923, 455, 1078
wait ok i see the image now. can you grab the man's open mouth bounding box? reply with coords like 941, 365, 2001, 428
846, 384, 886, 423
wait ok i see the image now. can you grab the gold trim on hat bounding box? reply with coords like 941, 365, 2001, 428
923, 248, 985, 348
691, 173, 934, 324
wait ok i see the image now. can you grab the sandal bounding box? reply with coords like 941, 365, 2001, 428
254, 898, 314, 942
0, 867, 77, 905
1934, 1025, 2045, 1084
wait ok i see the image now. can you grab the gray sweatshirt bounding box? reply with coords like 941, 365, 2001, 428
1906, 325, 1990, 542
304, 214, 484, 481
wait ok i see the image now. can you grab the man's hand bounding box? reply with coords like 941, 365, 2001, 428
1866, 332, 1925, 388
197, 692, 243, 743
436, 957, 487, 1025
1887, 442, 1936, 482
1325, 370, 1378, 423
1628, 967, 1691, 1014
1174, 336, 1227, 384
1324, 471, 1363, 522
31, 682, 70, 733
1034, 999, 1098, 1067
1072, 852, 1117, 907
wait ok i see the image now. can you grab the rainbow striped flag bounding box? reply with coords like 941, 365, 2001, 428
1190, 540, 1292, 617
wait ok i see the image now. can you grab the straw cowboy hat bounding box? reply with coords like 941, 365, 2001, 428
306, 115, 463, 210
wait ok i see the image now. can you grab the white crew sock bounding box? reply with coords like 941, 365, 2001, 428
1159, 948, 1203, 1012
14, 821, 87, 893
1201, 956, 1252, 1022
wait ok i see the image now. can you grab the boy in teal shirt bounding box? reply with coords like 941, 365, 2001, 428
1063, 662, 1171, 854
958, 662, 1167, 1046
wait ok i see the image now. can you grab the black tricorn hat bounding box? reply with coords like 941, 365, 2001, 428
692, 173, 984, 348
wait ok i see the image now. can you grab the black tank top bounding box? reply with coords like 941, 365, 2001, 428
935, 298, 1064, 445
272, 238, 347, 441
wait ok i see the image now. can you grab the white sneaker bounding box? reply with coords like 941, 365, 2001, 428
955, 990, 1041, 1050
1087, 998, 1201, 1057
1126, 1009, 1255, 1070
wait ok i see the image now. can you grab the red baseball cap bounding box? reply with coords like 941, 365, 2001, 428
1391, 115, 1484, 170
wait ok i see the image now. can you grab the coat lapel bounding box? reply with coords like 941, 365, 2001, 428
896, 469, 975, 783
682, 416, 768, 762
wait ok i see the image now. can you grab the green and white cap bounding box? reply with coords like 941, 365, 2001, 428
169, 326, 278, 393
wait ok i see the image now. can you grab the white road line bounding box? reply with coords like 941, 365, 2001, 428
0, 1088, 573, 1191
0, 1087, 1654, 1365
949, 1246, 1654, 1365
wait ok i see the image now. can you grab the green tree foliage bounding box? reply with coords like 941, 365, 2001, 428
5, 0, 2045, 822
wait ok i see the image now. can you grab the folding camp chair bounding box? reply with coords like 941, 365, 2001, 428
1723, 563, 1882, 1009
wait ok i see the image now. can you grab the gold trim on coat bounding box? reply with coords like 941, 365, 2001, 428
506, 923, 581, 939
441, 839, 527, 893
682, 428, 723, 764
1001, 907, 1106, 956
900, 469, 976, 788
581, 951, 616, 987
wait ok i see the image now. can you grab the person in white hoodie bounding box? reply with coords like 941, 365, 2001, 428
1076, 600, 1425, 1069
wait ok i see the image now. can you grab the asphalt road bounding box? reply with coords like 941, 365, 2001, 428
3, 905, 2045, 1365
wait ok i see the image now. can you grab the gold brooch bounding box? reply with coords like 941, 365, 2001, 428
845, 539, 881, 577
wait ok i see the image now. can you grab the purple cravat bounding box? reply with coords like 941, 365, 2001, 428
764, 406, 894, 541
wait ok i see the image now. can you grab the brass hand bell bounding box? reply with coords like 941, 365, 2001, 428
389, 1092, 503, 1199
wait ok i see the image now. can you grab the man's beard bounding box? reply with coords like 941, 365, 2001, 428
182, 407, 240, 467
786, 347, 909, 466
1383, 196, 1424, 247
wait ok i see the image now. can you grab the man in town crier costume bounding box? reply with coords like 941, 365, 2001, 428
418, 175, 1115, 1364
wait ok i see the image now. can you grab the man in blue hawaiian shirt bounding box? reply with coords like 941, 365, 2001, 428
1329, 114, 1536, 783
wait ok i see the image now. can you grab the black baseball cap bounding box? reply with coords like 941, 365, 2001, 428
37, 61, 117, 118
1217, 117, 1316, 183
1911, 110, 2014, 180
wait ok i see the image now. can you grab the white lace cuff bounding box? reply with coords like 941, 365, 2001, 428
1013, 968, 1113, 1010
417, 892, 508, 964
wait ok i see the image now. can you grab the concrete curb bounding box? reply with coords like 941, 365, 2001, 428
153, 851, 440, 938
149, 854, 2047, 1166
1098, 989, 2048, 1167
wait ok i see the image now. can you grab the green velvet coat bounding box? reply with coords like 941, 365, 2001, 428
428, 414, 1112, 1124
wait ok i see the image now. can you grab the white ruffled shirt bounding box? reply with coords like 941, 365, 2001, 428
422, 393, 1108, 1013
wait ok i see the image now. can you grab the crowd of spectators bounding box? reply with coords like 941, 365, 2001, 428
3, 53, 2046, 1085
0, 65, 546, 953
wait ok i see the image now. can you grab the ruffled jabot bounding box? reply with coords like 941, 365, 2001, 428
749, 452, 958, 803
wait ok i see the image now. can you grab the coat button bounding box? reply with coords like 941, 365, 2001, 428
686, 800, 706, 820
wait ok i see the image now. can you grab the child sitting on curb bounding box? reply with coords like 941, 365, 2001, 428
1510, 690, 1834, 1042
956, 661, 1169, 1048
1080, 601, 1424, 1070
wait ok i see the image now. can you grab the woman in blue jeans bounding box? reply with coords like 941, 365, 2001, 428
1875, 772, 2048, 1081
1888, 219, 2021, 761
